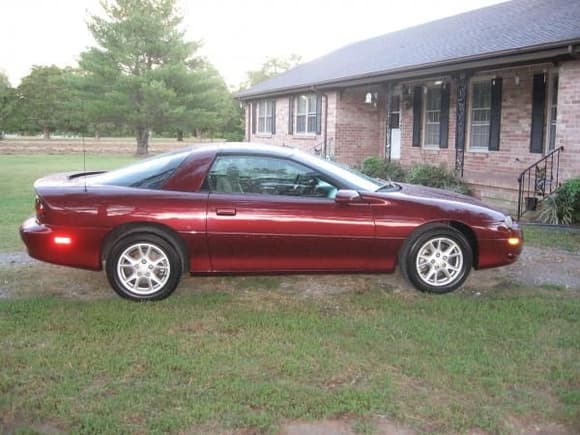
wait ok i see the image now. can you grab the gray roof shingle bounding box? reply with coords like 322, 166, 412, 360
239, 0, 580, 98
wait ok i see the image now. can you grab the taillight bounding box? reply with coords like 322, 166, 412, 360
35, 196, 46, 220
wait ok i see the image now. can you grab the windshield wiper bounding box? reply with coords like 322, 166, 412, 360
376, 180, 400, 192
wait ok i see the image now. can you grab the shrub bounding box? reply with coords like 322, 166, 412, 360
539, 177, 580, 224
405, 164, 472, 195
361, 156, 406, 181
361, 158, 472, 195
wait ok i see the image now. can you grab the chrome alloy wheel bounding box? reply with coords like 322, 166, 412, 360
415, 237, 464, 287
116, 243, 171, 295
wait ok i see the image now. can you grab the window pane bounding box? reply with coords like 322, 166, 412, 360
296, 115, 306, 133
297, 96, 307, 114
208, 155, 337, 198
307, 114, 317, 134
426, 87, 441, 110
258, 101, 266, 116
472, 81, 491, 109
471, 124, 490, 148
258, 118, 265, 133
308, 95, 317, 114
425, 124, 440, 146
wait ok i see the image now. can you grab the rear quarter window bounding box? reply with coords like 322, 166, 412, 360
91, 150, 189, 190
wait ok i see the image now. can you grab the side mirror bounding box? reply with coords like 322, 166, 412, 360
335, 189, 361, 204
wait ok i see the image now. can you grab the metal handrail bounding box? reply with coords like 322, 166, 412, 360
516, 146, 564, 221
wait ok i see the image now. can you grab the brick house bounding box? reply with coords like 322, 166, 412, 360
238, 0, 580, 214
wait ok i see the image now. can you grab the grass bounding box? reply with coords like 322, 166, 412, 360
523, 225, 580, 252
0, 154, 135, 251
1, 267, 579, 434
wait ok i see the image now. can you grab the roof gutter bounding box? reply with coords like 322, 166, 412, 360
238, 40, 580, 100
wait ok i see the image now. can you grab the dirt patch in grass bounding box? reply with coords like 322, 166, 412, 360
2, 244, 578, 301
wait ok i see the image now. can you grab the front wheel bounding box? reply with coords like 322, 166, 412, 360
401, 227, 473, 294
106, 233, 182, 301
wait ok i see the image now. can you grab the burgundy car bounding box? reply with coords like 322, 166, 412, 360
20, 143, 522, 300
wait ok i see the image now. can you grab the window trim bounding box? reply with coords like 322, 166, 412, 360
466, 77, 494, 152
544, 69, 559, 153
256, 99, 274, 135
422, 85, 442, 149
294, 94, 318, 136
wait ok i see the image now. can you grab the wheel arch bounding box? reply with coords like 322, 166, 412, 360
401, 220, 479, 267
101, 222, 189, 273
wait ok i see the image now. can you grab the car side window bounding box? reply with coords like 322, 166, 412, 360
207, 155, 338, 199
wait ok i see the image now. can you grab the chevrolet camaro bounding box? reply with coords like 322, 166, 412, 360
20, 143, 523, 300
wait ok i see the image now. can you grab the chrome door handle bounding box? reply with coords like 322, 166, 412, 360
215, 208, 237, 216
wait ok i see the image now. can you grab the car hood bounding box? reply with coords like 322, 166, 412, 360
370, 183, 507, 221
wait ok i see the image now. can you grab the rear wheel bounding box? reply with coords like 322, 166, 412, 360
400, 226, 472, 294
106, 233, 182, 301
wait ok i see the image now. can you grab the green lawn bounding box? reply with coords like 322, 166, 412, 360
1, 154, 579, 433
523, 225, 580, 252
0, 154, 135, 251
0, 275, 578, 434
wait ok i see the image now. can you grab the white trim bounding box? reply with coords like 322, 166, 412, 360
421, 85, 442, 148
544, 68, 559, 153
294, 94, 318, 135
257, 99, 274, 135
466, 76, 493, 152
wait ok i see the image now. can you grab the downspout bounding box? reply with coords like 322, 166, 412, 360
322, 92, 329, 158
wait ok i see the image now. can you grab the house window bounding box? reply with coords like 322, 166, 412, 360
257, 100, 274, 134
423, 86, 442, 147
469, 80, 492, 150
547, 73, 559, 151
295, 94, 318, 135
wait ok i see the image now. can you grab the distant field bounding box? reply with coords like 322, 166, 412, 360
0, 136, 222, 154
0, 154, 136, 251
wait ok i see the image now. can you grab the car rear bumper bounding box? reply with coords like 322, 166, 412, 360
20, 217, 104, 270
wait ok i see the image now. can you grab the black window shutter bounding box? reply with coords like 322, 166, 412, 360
251, 102, 256, 135
288, 96, 294, 135
271, 100, 276, 134
530, 73, 546, 154
412, 86, 423, 146
439, 83, 450, 148
489, 78, 502, 151
316, 94, 323, 135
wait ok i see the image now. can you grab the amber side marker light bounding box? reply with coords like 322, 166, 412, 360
508, 237, 520, 246
54, 236, 72, 245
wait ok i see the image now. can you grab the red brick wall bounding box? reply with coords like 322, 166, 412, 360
246, 92, 337, 156
334, 87, 384, 166
556, 60, 580, 182
243, 60, 579, 207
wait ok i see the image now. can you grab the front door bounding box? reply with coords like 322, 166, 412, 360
205, 154, 377, 272
389, 94, 401, 159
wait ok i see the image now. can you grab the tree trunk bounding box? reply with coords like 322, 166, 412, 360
136, 126, 149, 155
194, 128, 202, 138
42, 126, 51, 140
94, 128, 100, 141
176, 129, 183, 142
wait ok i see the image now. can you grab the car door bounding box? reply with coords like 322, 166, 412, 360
205, 154, 378, 272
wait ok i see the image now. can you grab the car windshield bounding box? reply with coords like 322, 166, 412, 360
297, 153, 390, 192
91, 149, 190, 189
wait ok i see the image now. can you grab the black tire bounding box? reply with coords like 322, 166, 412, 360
105, 233, 182, 301
399, 225, 472, 294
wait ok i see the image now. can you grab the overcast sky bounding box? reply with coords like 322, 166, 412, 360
0, 0, 504, 88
